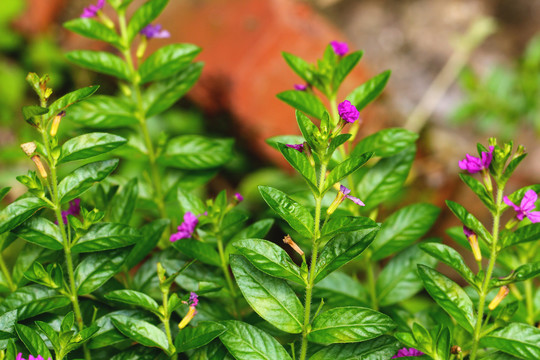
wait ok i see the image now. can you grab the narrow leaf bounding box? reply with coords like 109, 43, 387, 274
0, 197, 47, 235
174, 321, 226, 353
276, 90, 327, 119
111, 315, 169, 351
352, 128, 418, 158
65, 50, 130, 80
139, 43, 201, 83
14, 217, 63, 250
75, 248, 130, 294
59, 132, 127, 163
71, 223, 139, 253
346, 70, 391, 111
158, 135, 234, 170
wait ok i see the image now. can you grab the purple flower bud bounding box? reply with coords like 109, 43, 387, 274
80, 0, 105, 18
392, 347, 424, 358
338, 100, 360, 123
463, 226, 475, 238
170, 212, 199, 242
234, 192, 244, 202
330, 40, 348, 56
140, 24, 170, 39
340, 185, 365, 206
294, 84, 307, 91
504, 190, 540, 223
458, 146, 494, 174
286, 143, 304, 153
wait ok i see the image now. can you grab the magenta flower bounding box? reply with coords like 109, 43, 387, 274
189, 292, 199, 307
504, 190, 540, 223
294, 84, 307, 91
17, 354, 52, 360
286, 143, 304, 153
340, 185, 365, 206
170, 212, 199, 242
338, 100, 360, 123
463, 226, 475, 238
458, 146, 494, 174
80, 0, 105, 18
330, 41, 348, 56
234, 193, 244, 202
392, 348, 424, 358
55, 199, 81, 225
140, 24, 170, 39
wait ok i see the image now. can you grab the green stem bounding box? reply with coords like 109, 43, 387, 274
162, 289, 177, 360
0, 252, 15, 292
216, 232, 239, 317
470, 187, 503, 360
524, 279, 535, 326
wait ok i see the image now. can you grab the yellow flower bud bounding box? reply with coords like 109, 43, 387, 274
178, 306, 197, 329
283, 235, 304, 256
488, 286, 509, 311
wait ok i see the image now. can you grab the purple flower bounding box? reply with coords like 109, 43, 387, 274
330, 41, 348, 56
140, 24, 170, 39
80, 0, 105, 18
458, 146, 494, 174
234, 193, 244, 202
17, 354, 52, 360
392, 347, 425, 358
338, 100, 360, 123
504, 189, 540, 223
463, 226, 475, 238
170, 212, 199, 242
189, 292, 199, 307
340, 185, 365, 206
286, 143, 304, 153
294, 84, 307, 91
55, 199, 81, 225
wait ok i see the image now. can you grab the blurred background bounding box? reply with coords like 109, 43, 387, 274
0, 0, 539, 255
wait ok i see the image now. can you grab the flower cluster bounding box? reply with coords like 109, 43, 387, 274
504, 189, 540, 223
80, 0, 105, 18
458, 146, 494, 174
392, 347, 424, 358
140, 24, 170, 39
17, 354, 52, 360
170, 212, 199, 242
338, 100, 360, 123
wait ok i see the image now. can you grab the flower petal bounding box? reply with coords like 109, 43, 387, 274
526, 211, 540, 223
345, 194, 365, 206
520, 190, 538, 212
503, 196, 521, 212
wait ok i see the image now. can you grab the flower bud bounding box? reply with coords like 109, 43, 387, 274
50, 111, 66, 136
451, 345, 462, 354
463, 226, 481, 262
157, 262, 167, 283
178, 306, 197, 329
31, 156, 48, 178
283, 235, 304, 256
488, 286, 509, 311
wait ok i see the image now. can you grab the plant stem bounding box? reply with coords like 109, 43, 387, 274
0, 252, 15, 292
524, 279, 535, 326
161, 289, 178, 360
216, 231, 239, 317
470, 186, 503, 360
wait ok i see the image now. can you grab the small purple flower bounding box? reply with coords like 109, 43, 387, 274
504, 189, 540, 223
234, 193, 244, 202
17, 354, 52, 360
340, 185, 365, 206
140, 24, 170, 39
286, 143, 304, 153
80, 0, 105, 18
458, 146, 494, 174
189, 292, 199, 307
55, 199, 81, 225
294, 84, 307, 91
338, 100, 360, 123
392, 347, 425, 358
330, 41, 349, 56
170, 212, 199, 242
463, 226, 475, 238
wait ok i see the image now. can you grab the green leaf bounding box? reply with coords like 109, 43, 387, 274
191, 340, 234, 360
0, 285, 70, 320
47, 86, 100, 118
111, 315, 169, 352
0, 197, 47, 235
125, 219, 169, 269
143, 62, 203, 116
500, 153, 527, 185
266, 135, 304, 151
357, 145, 416, 210
0, 187, 11, 202
333, 50, 363, 90
376, 244, 437, 306
503, 223, 540, 248
72, 223, 139, 253
108, 178, 139, 224
59, 132, 127, 163
174, 321, 226, 353
0, 311, 17, 342
15, 324, 52, 360
22, 105, 48, 126
352, 128, 418, 158
295, 110, 320, 151
419, 243, 476, 286
514, 262, 540, 281
75, 248, 130, 295
14, 216, 63, 250
176, 188, 206, 215
158, 135, 234, 170
325, 151, 373, 192
346, 70, 391, 111
219, 320, 292, 360
282, 52, 313, 84
233, 238, 305, 285
139, 43, 201, 83
258, 185, 313, 239
314, 227, 379, 283
459, 174, 495, 212
417, 265, 476, 333
230, 219, 274, 243
126, 0, 169, 43
371, 203, 440, 260
68, 95, 138, 128
64, 18, 121, 46
446, 200, 492, 244
308, 306, 395, 344
65, 50, 129, 80
480, 323, 540, 359
321, 215, 378, 239
230, 255, 304, 334
58, 159, 119, 204
105, 289, 160, 313
172, 240, 221, 266
277, 143, 317, 193
276, 90, 327, 119
310, 335, 401, 360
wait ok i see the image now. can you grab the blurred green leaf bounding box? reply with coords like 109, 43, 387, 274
158, 135, 234, 170
139, 43, 201, 84
66, 51, 130, 80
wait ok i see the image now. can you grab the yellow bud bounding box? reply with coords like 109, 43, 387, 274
31, 156, 48, 178
468, 234, 482, 262
178, 306, 197, 329
50, 111, 65, 136
283, 235, 304, 256
488, 286, 509, 311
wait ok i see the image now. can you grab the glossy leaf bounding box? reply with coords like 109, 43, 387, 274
352, 128, 418, 158
313, 271, 370, 307
66, 50, 129, 80
230, 255, 304, 333
59, 132, 127, 163
158, 135, 234, 170
71, 223, 139, 253
233, 238, 305, 285
174, 321, 226, 353
266, 135, 304, 150
126, 0, 169, 42
172, 240, 221, 266
111, 315, 169, 352
68, 95, 138, 128
308, 306, 395, 344
282, 52, 313, 83
276, 90, 327, 119
295, 110, 320, 150
514, 262, 540, 281
139, 43, 201, 83
219, 320, 292, 360
503, 223, 540, 248
357, 145, 415, 210
371, 203, 439, 260
324, 151, 373, 192
346, 70, 391, 110
258, 185, 313, 239
75, 248, 130, 295
310, 335, 401, 360
108, 178, 139, 224
321, 215, 378, 239
230, 219, 274, 243
47, 86, 100, 118
15, 324, 52, 360
277, 143, 317, 192
314, 227, 378, 283
14, 216, 63, 250
64, 18, 121, 46
105, 290, 160, 313
418, 265, 476, 333
0, 285, 70, 320
58, 159, 119, 204
480, 323, 540, 359
0, 197, 47, 234
333, 50, 363, 90
125, 219, 169, 269
419, 243, 476, 286
446, 200, 492, 244
459, 174, 495, 212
